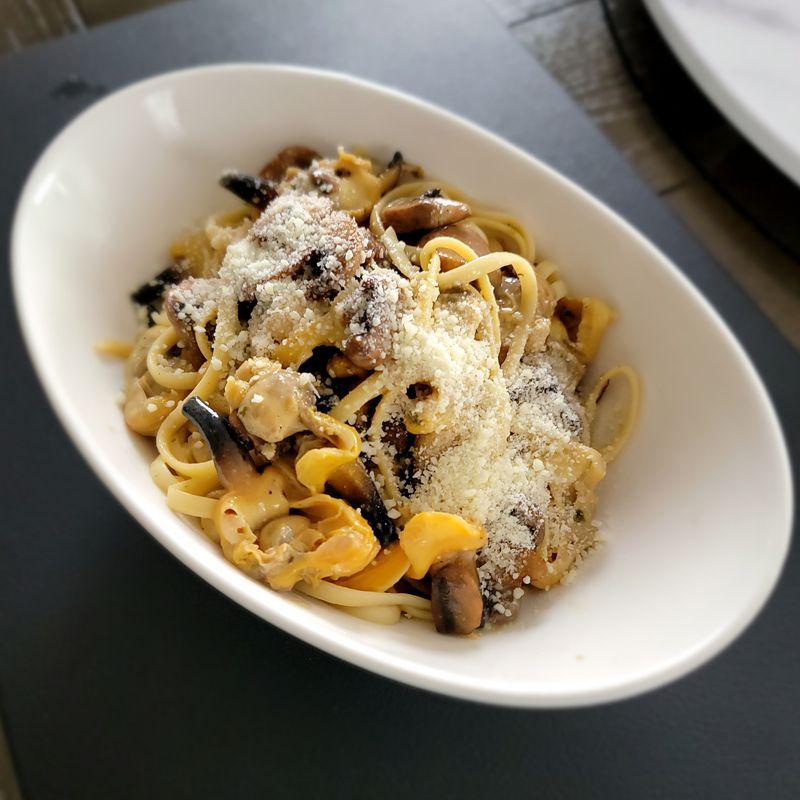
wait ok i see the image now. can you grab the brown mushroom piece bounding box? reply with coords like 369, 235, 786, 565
219, 171, 278, 210
342, 322, 393, 371
326, 459, 397, 545
130, 264, 183, 307
381, 415, 416, 491
380, 194, 471, 234
248, 191, 368, 297
479, 500, 544, 624
259, 145, 320, 182
430, 551, 484, 635
491, 269, 522, 315
338, 271, 408, 370
308, 165, 338, 194
163, 283, 206, 369
418, 222, 490, 271
227, 409, 271, 468
182, 397, 257, 488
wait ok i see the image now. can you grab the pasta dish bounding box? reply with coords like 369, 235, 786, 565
109, 146, 638, 635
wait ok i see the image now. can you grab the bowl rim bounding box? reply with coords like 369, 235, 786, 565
10, 62, 794, 707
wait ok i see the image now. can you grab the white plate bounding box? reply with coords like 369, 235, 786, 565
11, 64, 792, 707
645, 0, 800, 185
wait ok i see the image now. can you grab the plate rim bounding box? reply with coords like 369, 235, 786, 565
643, 0, 800, 186
10, 61, 794, 707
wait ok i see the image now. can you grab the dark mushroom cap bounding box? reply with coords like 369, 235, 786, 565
182, 397, 256, 488
430, 551, 484, 635
326, 459, 397, 545
259, 145, 321, 182
219, 172, 278, 210
130, 265, 183, 306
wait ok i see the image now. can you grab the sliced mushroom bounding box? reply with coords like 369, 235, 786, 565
342, 324, 393, 371
479, 500, 544, 624
130, 264, 183, 306
301, 247, 361, 302
555, 297, 582, 343
491, 268, 522, 315
259, 145, 320, 182
430, 551, 483, 635
219, 171, 278, 210
182, 397, 256, 488
326, 459, 397, 545
553, 297, 615, 363
380, 195, 471, 234
249, 192, 369, 298
337, 270, 409, 369
418, 222, 490, 270
163, 283, 206, 369
365, 229, 393, 269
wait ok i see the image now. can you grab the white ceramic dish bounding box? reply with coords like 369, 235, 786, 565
11, 64, 792, 707
644, 0, 800, 186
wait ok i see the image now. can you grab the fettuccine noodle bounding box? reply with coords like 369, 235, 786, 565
112, 146, 638, 635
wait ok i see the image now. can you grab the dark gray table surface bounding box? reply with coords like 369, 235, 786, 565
1, 1, 798, 798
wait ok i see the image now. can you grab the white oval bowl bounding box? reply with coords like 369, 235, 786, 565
11, 64, 792, 707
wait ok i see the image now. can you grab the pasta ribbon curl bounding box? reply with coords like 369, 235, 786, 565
215, 467, 379, 590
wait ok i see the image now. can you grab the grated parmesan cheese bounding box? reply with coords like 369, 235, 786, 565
147, 168, 600, 623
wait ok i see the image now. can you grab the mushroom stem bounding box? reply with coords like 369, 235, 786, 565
326, 459, 397, 546
182, 397, 256, 488
430, 551, 484, 635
